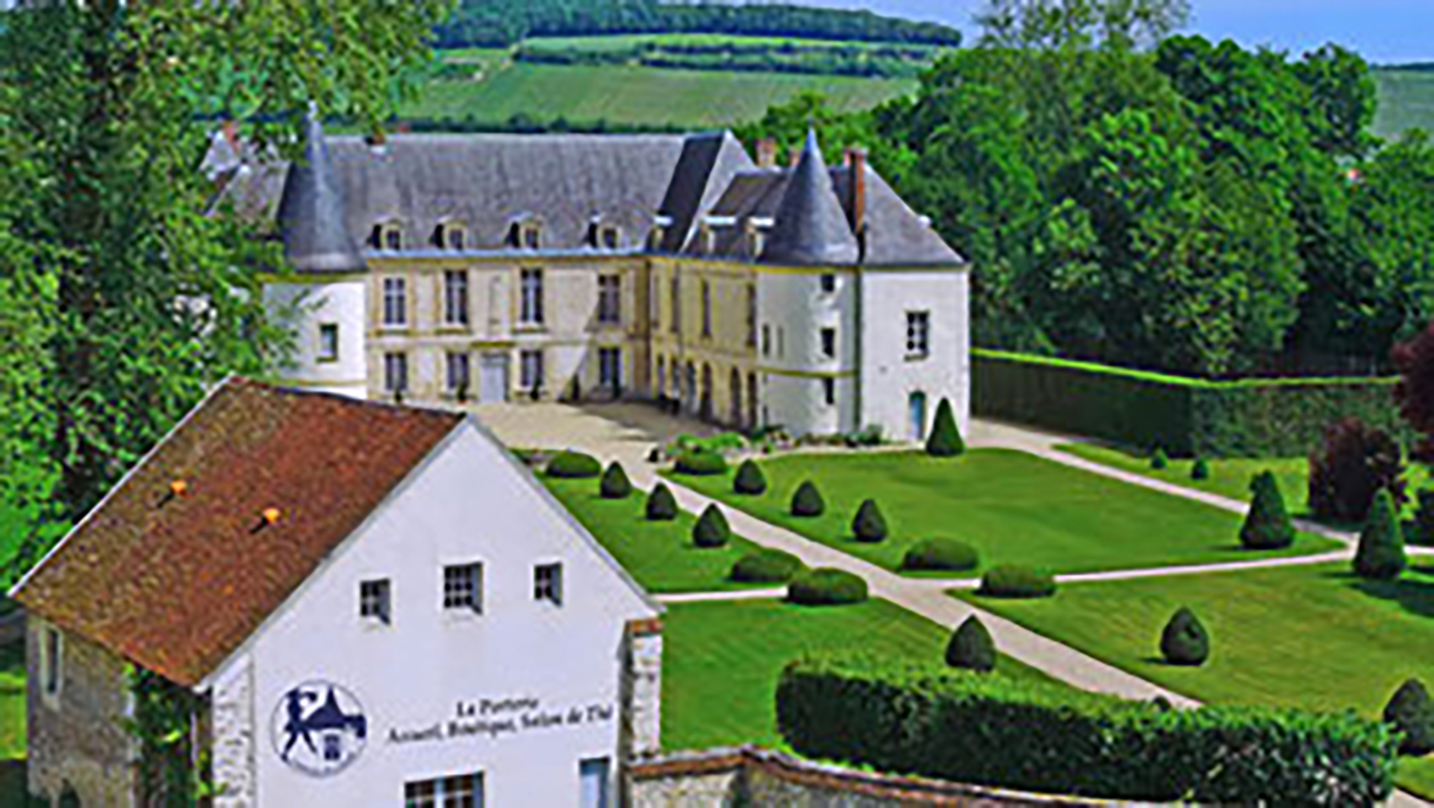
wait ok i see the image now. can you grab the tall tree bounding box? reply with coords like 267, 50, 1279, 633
0, 0, 450, 568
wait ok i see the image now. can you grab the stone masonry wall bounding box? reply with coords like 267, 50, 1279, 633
209, 658, 256, 808
26, 618, 138, 806
622, 618, 663, 757
630, 747, 1144, 808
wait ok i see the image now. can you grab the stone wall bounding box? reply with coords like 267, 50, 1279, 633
26, 618, 138, 806
621, 618, 663, 758
209, 658, 256, 808
629, 747, 1145, 808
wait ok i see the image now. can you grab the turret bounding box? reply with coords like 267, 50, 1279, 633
263, 111, 371, 399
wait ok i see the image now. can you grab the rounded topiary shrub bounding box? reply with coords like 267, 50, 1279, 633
547, 450, 602, 479
791, 480, 826, 518
945, 616, 996, 673
978, 565, 1056, 599
1191, 458, 1210, 481
600, 462, 632, 500
902, 538, 979, 572
787, 568, 869, 606
1385, 678, 1434, 756
925, 398, 966, 457
1150, 448, 1169, 471
646, 483, 678, 521
675, 450, 729, 476
731, 548, 806, 583
1354, 488, 1407, 581
1160, 607, 1210, 667
852, 499, 888, 543
1241, 471, 1295, 550
734, 459, 768, 496
693, 505, 731, 548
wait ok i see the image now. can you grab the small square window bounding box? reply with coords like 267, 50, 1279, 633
820, 327, 837, 359
360, 578, 391, 624
318, 323, 339, 363
906, 311, 931, 358
820, 273, 836, 294
535, 563, 563, 606
443, 563, 483, 613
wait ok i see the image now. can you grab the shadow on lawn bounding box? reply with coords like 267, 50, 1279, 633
1322, 568, 1434, 619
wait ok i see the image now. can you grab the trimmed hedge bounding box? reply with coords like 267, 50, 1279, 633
787, 568, 869, 606
547, 450, 602, 479
791, 480, 826, 518
901, 538, 979, 572
693, 505, 731, 548
973, 349, 1405, 458
777, 653, 1397, 804
946, 617, 995, 672
600, 462, 632, 499
675, 450, 729, 476
734, 459, 768, 495
1241, 471, 1295, 550
978, 565, 1056, 599
925, 398, 966, 457
1354, 489, 1407, 580
1160, 607, 1210, 667
646, 483, 678, 521
851, 499, 888, 543
1385, 678, 1434, 756
731, 548, 806, 583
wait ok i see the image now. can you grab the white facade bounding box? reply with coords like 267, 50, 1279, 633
207, 423, 660, 807
265, 279, 370, 399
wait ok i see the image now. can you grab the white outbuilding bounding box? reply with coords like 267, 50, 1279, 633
13, 378, 663, 807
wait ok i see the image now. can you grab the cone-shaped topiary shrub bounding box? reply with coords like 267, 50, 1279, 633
693, 505, 731, 548
902, 538, 979, 572
1160, 607, 1210, 667
646, 483, 678, 521
1151, 448, 1169, 470
791, 480, 825, 518
1354, 489, 1407, 580
787, 568, 868, 606
852, 499, 888, 543
978, 566, 1056, 599
734, 459, 768, 495
1385, 678, 1434, 756
675, 450, 728, 476
925, 398, 966, 457
547, 450, 602, 479
946, 616, 996, 672
600, 462, 632, 499
1240, 471, 1295, 550
731, 548, 806, 583
1191, 458, 1210, 481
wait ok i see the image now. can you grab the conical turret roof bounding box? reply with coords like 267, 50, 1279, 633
761, 129, 859, 266
276, 112, 367, 274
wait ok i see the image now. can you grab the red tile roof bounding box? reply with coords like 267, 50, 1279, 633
13, 378, 464, 687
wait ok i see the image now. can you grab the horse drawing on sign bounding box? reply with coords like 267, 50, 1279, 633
276, 683, 367, 775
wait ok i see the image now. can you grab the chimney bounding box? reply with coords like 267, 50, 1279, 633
756, 138, 778, 169
846, 147, 868, 239
365, 127, 388, 149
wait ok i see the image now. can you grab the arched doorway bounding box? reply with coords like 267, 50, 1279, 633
729, 368, 743, 427
700, 364, 714, 421
909, 391, 928, 442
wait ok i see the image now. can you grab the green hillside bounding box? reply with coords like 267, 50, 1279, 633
1374, 69, 1434, 138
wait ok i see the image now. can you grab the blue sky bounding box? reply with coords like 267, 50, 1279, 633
799, 0, 1431, 64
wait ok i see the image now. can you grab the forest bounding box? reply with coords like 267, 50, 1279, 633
435, 0, 963, 49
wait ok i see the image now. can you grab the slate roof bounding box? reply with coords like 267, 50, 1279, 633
760, 130, 860, 266
276, 113, 369, 274
11, 379, 464, 687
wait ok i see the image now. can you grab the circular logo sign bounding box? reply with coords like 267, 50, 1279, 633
270, 681, 368, 777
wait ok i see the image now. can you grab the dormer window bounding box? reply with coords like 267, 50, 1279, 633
509, 220, 541, 251
438, 221, 467, 251
373, 221, 403, 252
649, 215, 674, 252
744, 220, 766, 257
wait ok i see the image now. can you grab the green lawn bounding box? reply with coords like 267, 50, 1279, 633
402, 62, 915, 129
662, 598, 1061, 751
952, 563, 1434, 797
1375, 69, 1434, 140
1057, 442, 1428, 522
543, 474, 769, 593
669, 449, 1339, 576
0, 639, 20, 763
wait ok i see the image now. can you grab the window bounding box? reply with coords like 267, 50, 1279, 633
534, 563, 563, 605
669, 275, 681, 334
524, 226, 541, 250
602, 226, 620, 250
447, 352, 471, 397
406, 772, 483, 808
906, 311, 931, 357
376, 223, 402, 252
520, 269, 544, 325
599, 348, 621, 392
443, 563, 483, 613
761, 324, 772, 357
701, 281, 712, 338
444, 270, 470, 326
43, 627, 61, 699
650, 276, 661, 331
580, 758, 610, 808
318, 323, 339, 363
382, 277, 407, 328
820, 273, 837, 294
597, 275, 621, 325
359, 579, 390, 624
444, 224, 466, 251
745, 286, 757, 347
520, 349, 544, 393
590, 223, 620, 250
822, 377, 836, 407
384, 352, 408, 395
820, 327, 837, 359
